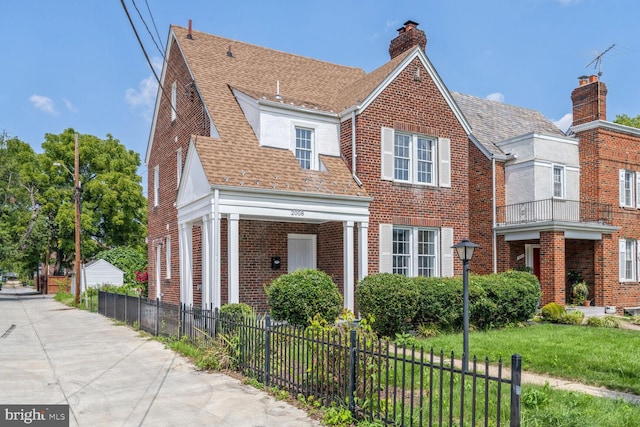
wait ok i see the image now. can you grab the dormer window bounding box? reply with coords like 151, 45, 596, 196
295, 127, 314, 169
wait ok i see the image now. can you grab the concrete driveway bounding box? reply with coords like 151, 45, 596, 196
0, 286, 320, 427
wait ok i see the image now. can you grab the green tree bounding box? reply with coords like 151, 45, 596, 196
40, 128, 147, 271
0, 133, 49, 276
614, 114, 640, 128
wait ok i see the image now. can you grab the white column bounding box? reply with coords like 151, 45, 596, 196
201, 215, 213, 309
358, 222, 369, 281
343, 221, 355, 312
179, 222, 193, 306
228, 213, 240, 304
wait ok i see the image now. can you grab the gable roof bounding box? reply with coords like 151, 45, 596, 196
452, 92, 564, 156
169, 25, 374, 198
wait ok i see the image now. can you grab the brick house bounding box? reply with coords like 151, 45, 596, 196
145, 20, 640, 311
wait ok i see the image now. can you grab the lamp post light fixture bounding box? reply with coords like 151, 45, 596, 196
452, 238, 480, 373
53, 134, 81, 306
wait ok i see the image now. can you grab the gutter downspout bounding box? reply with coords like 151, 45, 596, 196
351, 110, 363, 187
492, 156, 497, 273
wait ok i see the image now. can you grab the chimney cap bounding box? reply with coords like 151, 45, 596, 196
397, 20, 420, 33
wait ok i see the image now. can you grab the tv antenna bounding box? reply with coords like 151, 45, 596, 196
586, 44, 616, 77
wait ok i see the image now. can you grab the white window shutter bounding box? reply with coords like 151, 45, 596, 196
441, 227, 454, 277
619, 239, 627, 281
381, 127, 395, 181
636, 172, 640, 208
619, 169, 626, 207
379, 223, 393, 273
636, 240, 640, 282
439, 138, 451, 188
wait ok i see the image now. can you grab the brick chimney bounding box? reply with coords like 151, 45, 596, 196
571, 74, 607, 126
389, 20, 426, 59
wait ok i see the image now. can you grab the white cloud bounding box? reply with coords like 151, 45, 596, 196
125, 57, 162, 120
29, 95, 58, 115
63, 98, 78, 112
125, 75, 158, 122
553, 113, 573, 133
486, 92, 505, 103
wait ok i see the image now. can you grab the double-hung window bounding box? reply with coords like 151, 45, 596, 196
393, 133, 435, 184
552, 165, 565, 198
619, 169, 637, 208
171, 81, 177, 122
295, 127, 313, 169
382, 127, 450, 187
619, 238, 638, 282
392, 227, 438, 277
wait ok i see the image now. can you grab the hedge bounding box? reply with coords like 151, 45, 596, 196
357, 271, 540, 336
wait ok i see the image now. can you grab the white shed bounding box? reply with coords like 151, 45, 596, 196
71, 259, 125, 294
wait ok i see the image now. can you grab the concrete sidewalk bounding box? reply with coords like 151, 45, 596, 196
0, 288, 320, 427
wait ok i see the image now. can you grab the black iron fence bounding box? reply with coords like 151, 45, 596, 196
496, 198, 612, 226
98, 291, 521, 426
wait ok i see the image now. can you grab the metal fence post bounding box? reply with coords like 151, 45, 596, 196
510, 354, 522, 427
214, 307, 219, 338
264, 315, 271, 387
348, 328, 357, 415
138, 295, 141, 328
155, 298, 159, 336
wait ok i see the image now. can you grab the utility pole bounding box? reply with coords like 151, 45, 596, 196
74, 133, 81, 306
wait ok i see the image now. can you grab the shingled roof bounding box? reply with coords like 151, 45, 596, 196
171, 25, 371, 197
452, 92, 564, 156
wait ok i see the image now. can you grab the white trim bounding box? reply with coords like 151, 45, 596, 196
571, 120, 640, 137
343, 221, 355, 312
525, 244, 540, 271
155, 244, 162, 300
358, 222, 369, 281
165, 235, 171, 279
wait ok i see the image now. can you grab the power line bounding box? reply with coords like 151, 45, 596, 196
144, 0, 164, 56
132, 0, 165, 58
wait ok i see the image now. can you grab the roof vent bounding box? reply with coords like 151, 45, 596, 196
187, 19, 193, 40
227, 45, 233, 57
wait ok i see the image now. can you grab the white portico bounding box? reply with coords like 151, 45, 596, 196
176, 138, 371, 311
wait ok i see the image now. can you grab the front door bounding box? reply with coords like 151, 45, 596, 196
525, 244, 541, 280
288, 234, 317, 272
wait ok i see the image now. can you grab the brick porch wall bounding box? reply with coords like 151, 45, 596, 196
540, 230, 566, 305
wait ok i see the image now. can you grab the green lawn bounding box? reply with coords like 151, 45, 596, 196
418, 323, 640, 394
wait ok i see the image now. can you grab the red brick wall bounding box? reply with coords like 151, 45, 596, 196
468, 142, 495, 274
577, 124, 640, 307
345, 57, 470, 276
540, 231, 566, 305
147, 36, 211, 302
571, 78, 607, 126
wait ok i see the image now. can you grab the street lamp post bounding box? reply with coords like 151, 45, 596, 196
53, 134, 81, 306
452, 238, 479, 373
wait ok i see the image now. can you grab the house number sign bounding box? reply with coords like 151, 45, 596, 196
291, 209, 304, 217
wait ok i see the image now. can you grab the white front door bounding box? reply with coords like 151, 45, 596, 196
288, 234, 317, 272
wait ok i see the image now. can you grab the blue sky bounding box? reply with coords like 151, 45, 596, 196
1, 0, 639, 195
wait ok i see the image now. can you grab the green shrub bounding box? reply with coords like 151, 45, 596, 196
266, 269, 342, 327
413, 271, 539, 331
220, 303, 253, 320
541, 302, 565, 322
586, 316, 621, 328
413, 277, 463, 331
477, 270, 540, 327
356, 273, 420, 337
559, 310, 585, 325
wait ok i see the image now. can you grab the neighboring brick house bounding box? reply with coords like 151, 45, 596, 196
145, 20, 640, 311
